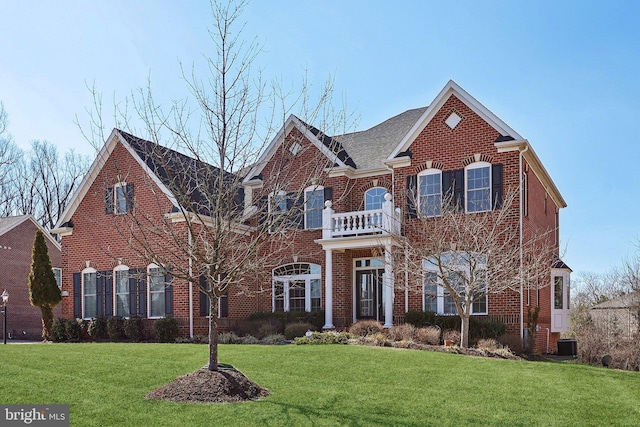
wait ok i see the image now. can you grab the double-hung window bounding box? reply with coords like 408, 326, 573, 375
148, 265, 166, 318
304, 186, 324, 229
466, 162, 491, 213
106, 182, 134, 215
418, 169, 442, 217
82, 268, 97, 319
114, 265, 130, 317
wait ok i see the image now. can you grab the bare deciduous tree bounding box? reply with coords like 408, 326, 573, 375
81, 0, 352, 371
398, 189, 555, 348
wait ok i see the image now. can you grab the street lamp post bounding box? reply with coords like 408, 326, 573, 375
1, 289, 8, 345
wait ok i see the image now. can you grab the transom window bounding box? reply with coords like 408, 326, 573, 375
466, 162, 491, 213
365, 187, 387, 210
418, 169, 442, 217
273, 263, 321, 312
305, 186, 324, 229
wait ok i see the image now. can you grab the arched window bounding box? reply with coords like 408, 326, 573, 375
365, 187, 387, 210
418, 169, 442, 217
465, 162, 491, 213
273, 263, 321, 312
81, 267, 97, 319
113, 265, 130, 318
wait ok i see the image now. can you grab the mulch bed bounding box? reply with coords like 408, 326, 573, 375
145, 368, 270, 404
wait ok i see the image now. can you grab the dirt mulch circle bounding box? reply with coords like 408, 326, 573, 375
145, 367, 270, 404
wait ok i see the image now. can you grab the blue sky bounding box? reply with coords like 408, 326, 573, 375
1, 1, 639, 276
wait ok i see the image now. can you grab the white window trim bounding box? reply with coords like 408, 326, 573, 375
52, 267, 62, 289
304, 185, 324, 230
422, 254, 488, 315
113, 265, 130, 318
114, 182, 128, 215
272, 263, 322, 312
81, 267, 97, 320
147, 263, 165, 319
418, 168, 442, 217
268, 190, 288, 233
364, 187, 387, 211
465, 161, 491, 214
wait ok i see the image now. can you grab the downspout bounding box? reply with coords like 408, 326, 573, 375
519, 145, 529, 343
188, 229, 194, 338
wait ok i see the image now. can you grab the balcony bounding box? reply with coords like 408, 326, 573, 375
321, 193, 401, 240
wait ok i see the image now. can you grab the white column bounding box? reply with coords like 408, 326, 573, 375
384, 243, 394, 328
323, 248, 334, 329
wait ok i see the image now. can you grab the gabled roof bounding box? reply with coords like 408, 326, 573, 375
333, 107, 428, 170
591, 292, 639, 310
0, 214, 61, 250
54, 129, 241, 230
243, 115, 356, 183
387, 80, 523, 159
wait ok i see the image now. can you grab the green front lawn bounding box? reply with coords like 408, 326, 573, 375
1, 343, 639, 426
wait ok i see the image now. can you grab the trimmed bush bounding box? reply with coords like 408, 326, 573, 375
66, 319, 84, 341
349, 320, 383, 337
88, 316, 108, 340
294, 331, 353, 345
107, 316, 125, 341
240, 335, 259, 344
405, 310, 436, 328
443, 329, 461, 346
248, 310, 324, 330
260, 334, 287, 345
284, 322, 315, 340
51, 318, 67, 342
404, 311, 506, 341
218, 332, 241, 344
415, 327, 441, 345
123, 316, 144, 342
257, 320, 282, 339
153, 317, 179, 343
386, 324, 416, 341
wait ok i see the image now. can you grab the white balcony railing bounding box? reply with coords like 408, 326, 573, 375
322, 193, 401, 239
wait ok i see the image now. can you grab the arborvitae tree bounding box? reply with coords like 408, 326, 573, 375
28, 230, 61, 340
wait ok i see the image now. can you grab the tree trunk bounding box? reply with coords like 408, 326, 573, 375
40, 305, 53, 341
460, 314, 470, 348
207, 295, 219, 371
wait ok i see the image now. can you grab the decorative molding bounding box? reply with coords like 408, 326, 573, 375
414, 160, 443, 174
463, 153, 492, 167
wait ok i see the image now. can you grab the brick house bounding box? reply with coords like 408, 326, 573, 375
0, 215, 62, 340
53, 80, 570, 351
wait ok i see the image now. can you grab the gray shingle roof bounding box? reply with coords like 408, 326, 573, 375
0, 215, 30, 237
333, 107, 428, 170
591, 292, 639, 310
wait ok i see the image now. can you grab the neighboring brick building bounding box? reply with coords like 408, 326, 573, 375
53, 81, 571, 352
0, 215, 62, 340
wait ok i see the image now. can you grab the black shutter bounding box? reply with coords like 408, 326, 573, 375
128, 269, 138, 316
220, 295, 229, 318
105, 187, 114, 214
323, 187, 333, 203
453, 169, 465, 212
492, 164, 503, 209
199, 275, 209, 317
102, 271, 113, 317
137, 272, 146, 318
406, 175, 417, 218
290, 192, 304, 229
96, 272, 104, 316
442, 171, 453, 207
73, 272, 81, 319
125, 183, 134, 212
164, 269, 173, 316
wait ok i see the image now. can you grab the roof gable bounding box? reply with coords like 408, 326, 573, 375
0, 214, 61, 250
387, 80, 523, 160
243, 115, 354, 183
